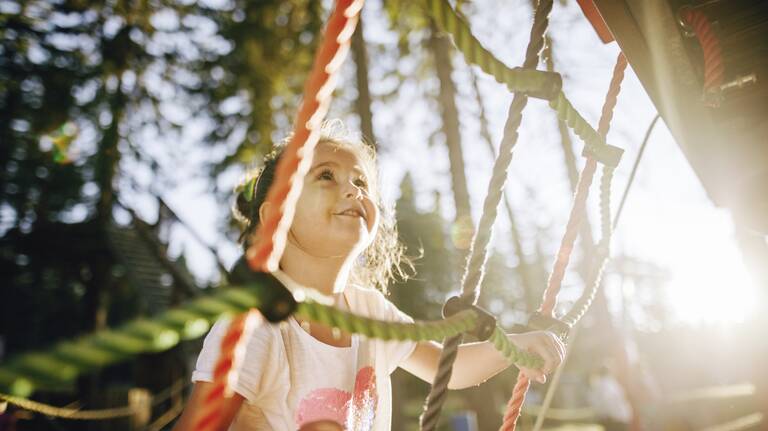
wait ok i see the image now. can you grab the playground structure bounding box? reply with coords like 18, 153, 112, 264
1, 0, 767, 430
581, 0, 768, 235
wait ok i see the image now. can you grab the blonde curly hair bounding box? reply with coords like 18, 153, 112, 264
233, 121, 412, 294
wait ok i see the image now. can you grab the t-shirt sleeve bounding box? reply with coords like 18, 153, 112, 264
191, 317, 284, 404
366, 290, 418, 374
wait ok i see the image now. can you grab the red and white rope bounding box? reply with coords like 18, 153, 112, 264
192, 2, 364, 430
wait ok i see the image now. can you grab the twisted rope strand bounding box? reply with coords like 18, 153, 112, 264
425, 0, 616, 163
501, 52, 627, 431
538, 53, 625, 315
563, 166, 614, 327
419, 2, 555, 430
297, 304, 476, 342
425, 0, 560, 98
247, 0, 364, 273
0, 380, 187, 421
502, 376, 531, 431
597, 54, 627, 138
194, 310, 262, 431
681, 8, 724, 104
0, 394, 134, 420
538, 157, 597, 315
420, 335, 462, 429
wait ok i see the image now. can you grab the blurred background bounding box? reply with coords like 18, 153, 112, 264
1, 0, 766, 430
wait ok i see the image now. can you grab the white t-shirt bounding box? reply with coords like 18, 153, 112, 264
192, 285, 417, 431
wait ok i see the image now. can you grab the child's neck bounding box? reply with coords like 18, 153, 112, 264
279, 243, 353, 296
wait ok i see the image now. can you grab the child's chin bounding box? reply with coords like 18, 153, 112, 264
315, 237, 365, 256
330, 227, 370, 245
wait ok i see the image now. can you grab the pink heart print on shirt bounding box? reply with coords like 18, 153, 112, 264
295, 366, 378, 430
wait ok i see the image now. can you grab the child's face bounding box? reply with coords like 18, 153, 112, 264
287, 141, 379, 260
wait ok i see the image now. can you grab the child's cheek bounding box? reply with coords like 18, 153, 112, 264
366, 204, 379, 234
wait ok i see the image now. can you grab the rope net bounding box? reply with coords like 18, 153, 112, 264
501, 52, 627, 431
33, 1, 626, 430
420, 0, 555, 428
1, 0, 640, 428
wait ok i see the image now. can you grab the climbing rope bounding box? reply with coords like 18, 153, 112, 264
245, 0, 365, 273
195, 1, 364, 431
531, 111, 659, 427
147, 398, 185, 431
419, 1, 556, 429
428, 0, 622, 167
194, 310, 261, 431
501, 52, 627, 431
563, 53, 627, 328
190, 1, 632, 430
531, 325, 580, 431
298, 303, 477, 342
0, 379, 186, 421
679, 7, 724, 106
565, 114, 659, 328
424, 0, 562, 99
0, 393, 134, 420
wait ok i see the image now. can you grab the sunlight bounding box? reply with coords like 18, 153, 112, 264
663, 230, 758, 326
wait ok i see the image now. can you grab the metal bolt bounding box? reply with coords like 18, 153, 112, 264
720, 73, 758, 92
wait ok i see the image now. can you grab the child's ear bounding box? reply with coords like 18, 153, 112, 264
246, 201, 274, 247
258, 201, 273, 226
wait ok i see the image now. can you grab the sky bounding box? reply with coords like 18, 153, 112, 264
142, 0, 759, 328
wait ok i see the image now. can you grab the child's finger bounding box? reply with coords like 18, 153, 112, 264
529, 338, 555, 372
554, 335, 566, 360
520, 367, 546, 384
541, 333, 565, 370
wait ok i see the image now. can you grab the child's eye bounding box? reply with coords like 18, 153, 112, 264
354, 178, 368, 190
317, 169, 335, 181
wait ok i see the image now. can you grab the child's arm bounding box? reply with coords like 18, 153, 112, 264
172, 382, 244, 431
400, 331, 565, 390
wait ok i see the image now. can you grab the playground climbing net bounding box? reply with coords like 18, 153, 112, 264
201, 0, 627, 430
2, 1, 630, 430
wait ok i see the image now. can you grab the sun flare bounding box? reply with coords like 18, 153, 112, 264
663, 234, 758, 326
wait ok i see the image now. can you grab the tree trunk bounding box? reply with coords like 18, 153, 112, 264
89, 85, 125, 330
351, 15, 376, 148
428, 23, 472, 224
96, 88, 124, 223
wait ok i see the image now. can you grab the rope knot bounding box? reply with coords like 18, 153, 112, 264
582, 143, 624, 167
442, 296, 497, 341
229, 258, 297, 323
527, 312, 571, 341
522, 70, 563, 100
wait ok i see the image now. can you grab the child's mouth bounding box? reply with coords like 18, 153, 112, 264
335, 209, 365, 220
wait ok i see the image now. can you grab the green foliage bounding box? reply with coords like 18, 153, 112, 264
0, 0, 330, 358
198, 0, 326, 174
391, 173, 457, 320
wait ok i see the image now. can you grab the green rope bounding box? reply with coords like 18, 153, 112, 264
489, 327, 543, 369
296, 301, 476, 341
549, 92, 622, 166
295, 301, 543, 369
562, 166, 615, 326
425, 0, 561, 99
0, 283, 544, 398
425, 0, 622, 167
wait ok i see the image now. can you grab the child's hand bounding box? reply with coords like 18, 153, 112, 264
507, 331, 565, 384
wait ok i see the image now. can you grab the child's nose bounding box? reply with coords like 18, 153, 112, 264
342, 181, 363, 199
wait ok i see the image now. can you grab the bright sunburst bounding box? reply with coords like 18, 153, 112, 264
663, 224, 758, 326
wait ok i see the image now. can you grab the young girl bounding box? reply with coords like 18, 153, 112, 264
173, 123, 565, 431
